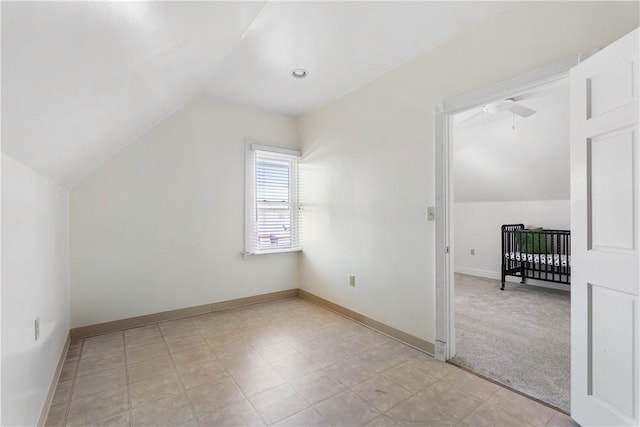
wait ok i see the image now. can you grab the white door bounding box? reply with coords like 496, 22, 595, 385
570, 28, 639, 427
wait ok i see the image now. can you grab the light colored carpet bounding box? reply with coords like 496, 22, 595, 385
451, 273, 570, 412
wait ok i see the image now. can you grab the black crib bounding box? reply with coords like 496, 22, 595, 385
501, 224, 571, 290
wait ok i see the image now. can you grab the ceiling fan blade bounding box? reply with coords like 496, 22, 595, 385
506, 101, 536, 118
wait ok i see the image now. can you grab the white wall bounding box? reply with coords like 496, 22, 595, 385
452, 81, 570, 289
1, 153, 70, 427
454, 200, 570, 281
298, 2, 639, 344
70, 98, 299, 328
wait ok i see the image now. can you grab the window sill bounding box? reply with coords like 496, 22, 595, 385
242, 248, 302, 259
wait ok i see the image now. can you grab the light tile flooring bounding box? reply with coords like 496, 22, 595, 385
46, 297, 577, 427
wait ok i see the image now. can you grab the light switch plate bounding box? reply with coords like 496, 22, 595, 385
427, 207, 435, 221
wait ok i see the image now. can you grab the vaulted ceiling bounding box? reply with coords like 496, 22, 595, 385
2, 1, 512, 188
454, 81, 570, 203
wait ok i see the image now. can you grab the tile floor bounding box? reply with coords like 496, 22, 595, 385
46, 297, 578, 427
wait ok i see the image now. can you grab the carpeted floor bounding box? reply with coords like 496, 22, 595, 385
450, 273, 570, 412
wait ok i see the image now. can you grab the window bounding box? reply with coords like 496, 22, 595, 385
245, 143, 300, 255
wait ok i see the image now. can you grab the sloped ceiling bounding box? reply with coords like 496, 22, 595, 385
454, 81, 570, 203
2, 1, 511, 188
2, 1, 266, 187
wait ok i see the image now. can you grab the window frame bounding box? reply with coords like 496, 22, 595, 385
244, 141, 301, 257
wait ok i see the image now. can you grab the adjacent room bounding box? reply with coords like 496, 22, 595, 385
1, 2, 638, 427
451, 80, 571, 411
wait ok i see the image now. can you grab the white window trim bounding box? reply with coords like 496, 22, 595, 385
244, 140, 301, 258
250, 143, 300, 156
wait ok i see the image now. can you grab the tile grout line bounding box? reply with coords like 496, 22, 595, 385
265, 368, 316, 426
482, 398, 542, 427
191, 317, 230, 427
249, 312, 327, 425
448, 360, 568, 415
308, 300, 557, 424
261, 310, 371, 424
243, 303, 426, 425
189, 315, 231, 427
131, 310, 355, 425
200, 312, 272, 426
213, 309, 331, 425
61, 339, 84, 427
158, 320, 202, 426
442, 376, 538, 427
444, 364, 557, 426
122, 330, 134, 427
290, 345, 401, 424
305, 332, 447, 425
109, 335, 190, 420
253, 313, 335, 426
251, 310, 380, 425
256, 316, 413, 425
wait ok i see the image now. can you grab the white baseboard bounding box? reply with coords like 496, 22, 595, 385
455, 266, 570, 292
455, 266, 500, 280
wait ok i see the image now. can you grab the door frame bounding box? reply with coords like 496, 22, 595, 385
433, 51, 595, 362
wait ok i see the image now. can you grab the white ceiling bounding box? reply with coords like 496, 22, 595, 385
204, 1, 513, 116
2, 1, 512, 188
454, 81, 570, 203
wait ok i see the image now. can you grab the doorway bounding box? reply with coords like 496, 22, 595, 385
449, 77, 571, 410
433, 54, 592, 411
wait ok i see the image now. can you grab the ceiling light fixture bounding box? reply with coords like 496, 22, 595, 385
291, 69, 308, 79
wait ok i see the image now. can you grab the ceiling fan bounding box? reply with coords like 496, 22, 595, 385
482, 98, 536, 118
458, 97, 536, 125
457, 84, 568, 126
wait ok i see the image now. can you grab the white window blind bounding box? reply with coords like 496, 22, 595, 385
245, 144, 300, 255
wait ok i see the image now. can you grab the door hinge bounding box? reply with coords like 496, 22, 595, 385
445, 246, 450, 254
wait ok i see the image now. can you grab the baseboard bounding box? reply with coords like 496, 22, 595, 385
298, 289, 435, 356
71, 289, 298, 339
455, 266, 500, 280
455, 267, 570, 292
37, 332, 71, 427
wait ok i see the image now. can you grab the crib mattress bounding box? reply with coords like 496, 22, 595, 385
505, 252, 571, 267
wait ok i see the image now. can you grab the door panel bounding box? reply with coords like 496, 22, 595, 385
589, 60, 636, 118
590, 283, 637, 422
589, 128, 636, 252
571, 27, 639, 427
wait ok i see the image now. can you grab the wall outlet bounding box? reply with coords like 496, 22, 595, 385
349, 275, 356, 287
470, 249, 475, 255
35, 317, 40, 341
